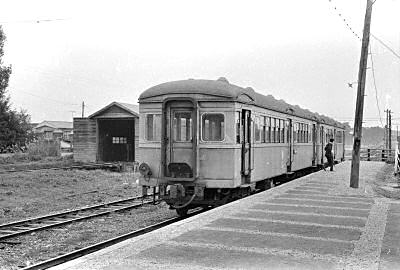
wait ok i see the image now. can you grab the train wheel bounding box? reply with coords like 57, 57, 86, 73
176, 207, 189, 217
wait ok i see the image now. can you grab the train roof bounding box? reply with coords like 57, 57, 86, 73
140, 78, 345, 129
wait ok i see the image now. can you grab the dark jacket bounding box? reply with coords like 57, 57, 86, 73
324, 142, 333, 158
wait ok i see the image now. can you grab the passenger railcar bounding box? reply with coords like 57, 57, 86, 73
138, 78, 345, 216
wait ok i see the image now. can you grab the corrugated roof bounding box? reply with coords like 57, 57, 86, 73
140, 78, 345, 128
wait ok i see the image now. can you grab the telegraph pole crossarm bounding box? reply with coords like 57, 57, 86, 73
350, 0, 373, 188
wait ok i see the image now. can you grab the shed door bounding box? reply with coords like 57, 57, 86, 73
98, 119, 134, 162
241, 109, 251, 182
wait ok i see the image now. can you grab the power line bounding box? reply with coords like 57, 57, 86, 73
16, 90, 80, 106
370, 34, 400, 61
369, 45, 384, 127
0, 18, 69, 25
327, 0, 400, 61
327, 0, 362, 41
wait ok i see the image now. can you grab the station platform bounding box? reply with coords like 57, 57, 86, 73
52, 161, 400, 270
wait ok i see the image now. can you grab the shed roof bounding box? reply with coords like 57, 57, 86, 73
140, 78, 344, 128
89, 102, 139, 119
35, 121, 73, 130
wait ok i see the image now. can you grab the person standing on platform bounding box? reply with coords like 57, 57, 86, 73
325, 138, 334, 171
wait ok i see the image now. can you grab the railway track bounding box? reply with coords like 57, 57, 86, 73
0, 195, 158, 243
22, 208, 206, 270
0, 162, 126, 174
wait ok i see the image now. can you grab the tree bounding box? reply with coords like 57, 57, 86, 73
0, 26, 32, 150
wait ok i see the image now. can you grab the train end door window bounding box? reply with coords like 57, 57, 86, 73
173, 111, 192, 142
202, 113, 225, 141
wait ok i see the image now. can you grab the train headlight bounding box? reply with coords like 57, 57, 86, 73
139, 162, 152, 177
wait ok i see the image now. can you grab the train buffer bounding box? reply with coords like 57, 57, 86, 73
51, 161, 400, 270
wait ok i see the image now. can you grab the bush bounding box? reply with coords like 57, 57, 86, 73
26, 141, 60, 158
0, 141, 61, 164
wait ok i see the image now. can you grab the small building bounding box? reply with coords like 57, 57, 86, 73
73, 102, 139, 163
33, 121, 73, 142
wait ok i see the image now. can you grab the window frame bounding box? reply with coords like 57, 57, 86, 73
201, 112, 226, 142
144, 113, 162, 142
172, 110, 193, 142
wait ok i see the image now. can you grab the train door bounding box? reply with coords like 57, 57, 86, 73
163, 100, 197, 179
320, 126, 325, 164
241, 109, 251, 183
286, 119, 293, 172
312, 124, 317, 165
333, 129, 337, 160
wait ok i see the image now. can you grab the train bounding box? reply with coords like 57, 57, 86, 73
138, 78, 346, 216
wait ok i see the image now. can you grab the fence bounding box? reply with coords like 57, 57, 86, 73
346, 148, 396, 163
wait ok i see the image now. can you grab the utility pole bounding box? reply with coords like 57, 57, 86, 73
350, 0, 373, 188
81, 101, 85, 118
69, 110, 76, 119
389, 110, 392, 150
385, 109, 389, 149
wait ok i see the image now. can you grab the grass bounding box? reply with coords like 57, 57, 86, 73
0, 169, 141, 224
372, 163, 400, 199
0, 141, 75, 171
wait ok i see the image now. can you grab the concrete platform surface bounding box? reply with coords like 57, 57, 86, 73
51, 161, 400, 270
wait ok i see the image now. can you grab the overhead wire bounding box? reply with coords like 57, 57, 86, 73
369, 45, 384, 127
327, 0, 399, 129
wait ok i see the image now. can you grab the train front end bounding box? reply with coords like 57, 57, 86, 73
138, 79, 245, 216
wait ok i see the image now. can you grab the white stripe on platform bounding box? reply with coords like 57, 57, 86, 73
268, 197, 372, 206
246, 209, 368, 220
276, 193, 374, 203
340, 198, 390, 270
256, 202, 371, 211
224, 216, 363, 231
201, 226, 354, 244
166, 240, 342, 263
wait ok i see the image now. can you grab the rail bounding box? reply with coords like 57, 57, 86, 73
22, 208, 208, 270
0, 194, 158, 242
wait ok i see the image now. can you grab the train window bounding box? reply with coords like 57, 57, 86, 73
261, 117, 266, 143
280, 120, 285, 143
271, 118, 276, 143
173, 112, 192, 142
336, 131, 342, 143
145, 114, 161, 141
236, 112, 241, 144
255, 116, 261, 142
265, 117, 271, 143
276, 119, 281, 143
297, 123, 303, 143
202, 113, 225, 141
293, 123, 297, 143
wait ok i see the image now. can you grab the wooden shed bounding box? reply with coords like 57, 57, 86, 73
73, 102, 139, 163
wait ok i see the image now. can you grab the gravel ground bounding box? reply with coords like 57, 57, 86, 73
0, 202, 176, 270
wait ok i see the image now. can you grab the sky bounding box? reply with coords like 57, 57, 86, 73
1, 0, 399, 128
